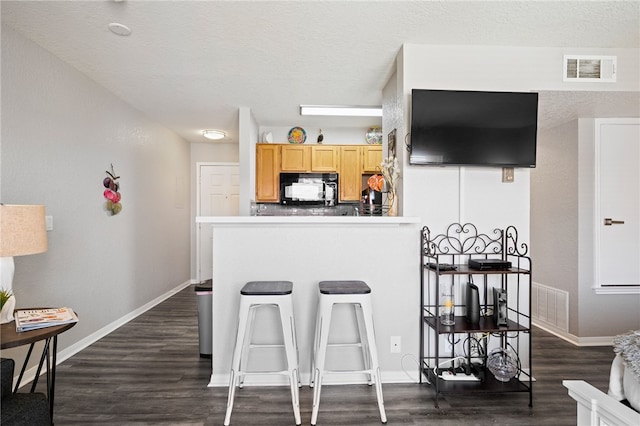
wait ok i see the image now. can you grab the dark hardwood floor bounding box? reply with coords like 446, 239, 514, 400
36, 285, 614, 425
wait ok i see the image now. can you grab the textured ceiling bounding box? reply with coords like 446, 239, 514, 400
2, 0, 639, 144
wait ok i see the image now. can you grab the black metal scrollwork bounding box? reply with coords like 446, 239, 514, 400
422, 223, 504, 256
504, 225, 528, 256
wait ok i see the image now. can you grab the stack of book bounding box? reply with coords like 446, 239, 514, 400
14, 307, 78, 332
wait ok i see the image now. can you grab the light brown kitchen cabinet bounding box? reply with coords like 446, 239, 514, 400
339, 146, 362, 202
362, 145, 383, 173
281, 145, 311, 172
257, 144, 382, 203
256, 144, 280, 202
311, 146, 339, 172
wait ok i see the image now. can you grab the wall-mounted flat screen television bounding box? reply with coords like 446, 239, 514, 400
409, 89, 538, 167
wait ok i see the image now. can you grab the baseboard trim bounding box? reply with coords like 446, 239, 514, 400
533, 320, 613, 347
15, 280, 193, 387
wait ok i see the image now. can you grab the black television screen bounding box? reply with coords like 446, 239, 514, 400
409, 89, 538, 167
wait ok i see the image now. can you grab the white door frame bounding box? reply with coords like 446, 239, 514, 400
196, 162, 240, 282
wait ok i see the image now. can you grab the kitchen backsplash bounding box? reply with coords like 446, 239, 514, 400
251, 203, 356, 216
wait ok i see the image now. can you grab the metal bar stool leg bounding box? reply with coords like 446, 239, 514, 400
279, 296, 301, 425
360, 295, 387, 424
309, 296, 322, 388
311, 296, 333, 425
238, 305, 257, 389
354, 303, 373, 385
224, 297, 251, 426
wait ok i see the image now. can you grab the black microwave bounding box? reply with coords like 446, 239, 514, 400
280, 173, 338, 206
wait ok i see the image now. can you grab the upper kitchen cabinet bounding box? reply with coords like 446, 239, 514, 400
281, 145, 311, 172
339, 146, 362, 202
281, 145, 339, 172
362, 145, 383, 173
311, 146, 339, 172
256, 144, 280, 202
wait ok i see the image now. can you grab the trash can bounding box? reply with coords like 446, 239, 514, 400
195, 279, 213, 358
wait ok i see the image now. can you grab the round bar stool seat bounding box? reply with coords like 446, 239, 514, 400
311, 280, 387, 425
224, 281, 301, 426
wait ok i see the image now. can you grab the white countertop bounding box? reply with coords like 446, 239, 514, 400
196, 216, 421, 226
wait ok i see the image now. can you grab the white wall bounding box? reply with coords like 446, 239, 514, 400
532, 121, 580, 334
400, 44, 541, 241
1, 27, 191, 364
398, 44, 639, 339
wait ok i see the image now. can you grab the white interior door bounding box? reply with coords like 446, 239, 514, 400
198, 163, 240, 281
596, 119, 640, 288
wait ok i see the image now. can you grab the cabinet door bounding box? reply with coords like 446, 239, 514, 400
311, 146, 338, 172
281, 145, 310, 172
256, 144, 280, 202
362, 145, 383, 173
339, 146, 362, 202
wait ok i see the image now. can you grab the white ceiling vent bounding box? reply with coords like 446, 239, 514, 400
563, 55, 617, 82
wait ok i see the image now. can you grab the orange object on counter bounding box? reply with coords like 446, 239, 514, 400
367, 174, 385, 192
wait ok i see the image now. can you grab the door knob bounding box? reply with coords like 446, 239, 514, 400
604, 218, 625, 226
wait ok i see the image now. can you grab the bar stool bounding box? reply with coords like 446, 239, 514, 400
310, 280, 387, 425
224, 281, 301, 426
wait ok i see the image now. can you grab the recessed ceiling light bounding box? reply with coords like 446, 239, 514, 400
300, 105, 382, 117
203, 130, 226, 140
108, 23, 132, 36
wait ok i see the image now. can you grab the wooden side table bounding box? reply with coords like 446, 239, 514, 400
1, 311, 77, 424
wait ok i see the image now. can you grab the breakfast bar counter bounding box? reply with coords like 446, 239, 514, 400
196, 216, 420, 225
196, 215, 421, 387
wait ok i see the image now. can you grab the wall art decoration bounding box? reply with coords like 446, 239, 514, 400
388, 128, 397, 158
103, 164, 122, 215
288, 126, 307, 144
365, 126, 382, 144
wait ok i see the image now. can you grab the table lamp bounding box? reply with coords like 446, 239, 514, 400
0, 204, 48, 324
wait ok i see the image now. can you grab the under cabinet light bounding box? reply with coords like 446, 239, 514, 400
300, 105, 382, 117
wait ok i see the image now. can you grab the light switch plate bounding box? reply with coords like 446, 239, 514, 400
45, 215, 53, 231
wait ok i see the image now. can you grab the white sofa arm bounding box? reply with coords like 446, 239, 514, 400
563, 380, 640, 426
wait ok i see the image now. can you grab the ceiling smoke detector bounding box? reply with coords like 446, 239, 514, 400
108, 23, 132, 36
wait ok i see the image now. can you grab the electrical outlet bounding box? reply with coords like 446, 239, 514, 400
390, 336, 401, 353
45, 216, 53, 231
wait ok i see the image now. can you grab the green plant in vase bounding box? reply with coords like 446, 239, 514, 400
0, 288, 13, 310
0, 287, 16, 324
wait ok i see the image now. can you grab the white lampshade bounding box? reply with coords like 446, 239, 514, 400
0, 204, 48, 257
0, 203, 48, 314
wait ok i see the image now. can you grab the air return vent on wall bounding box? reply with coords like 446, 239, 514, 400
563, 55, 617, 82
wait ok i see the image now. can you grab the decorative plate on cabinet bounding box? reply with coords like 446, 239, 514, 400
365, 126, 382, 144
288, 127, 307, 144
